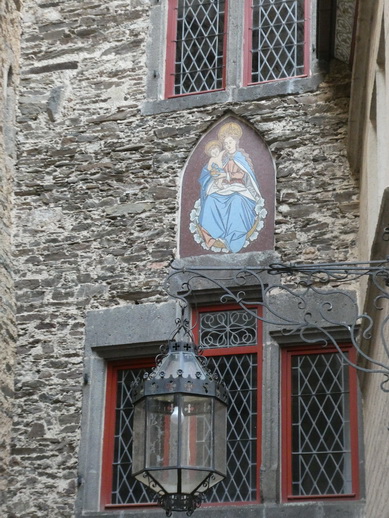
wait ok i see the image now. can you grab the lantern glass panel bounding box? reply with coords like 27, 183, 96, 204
152, 469, 179, 494
181, 469, 213, 494
145, 395, 176, 469
181, 395, 212, 469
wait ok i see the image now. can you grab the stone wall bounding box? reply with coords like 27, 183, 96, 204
0, 0, 21, 511
8, 0, 359, 517
348, 3, 389, 515
359, 190, 389, 518
363, 298, 389, 518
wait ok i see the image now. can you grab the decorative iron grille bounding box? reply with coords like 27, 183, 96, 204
199, 309, 257, 348
174, 0, 226, 95
165, 257, 389, 391
291, 352, 352, 496
251, 0, 305, 83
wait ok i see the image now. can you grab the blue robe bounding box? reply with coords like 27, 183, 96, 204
198, 151, 260, 253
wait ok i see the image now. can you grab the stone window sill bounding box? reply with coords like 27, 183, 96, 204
141, 74, 324, 116
78, 500, 365, 518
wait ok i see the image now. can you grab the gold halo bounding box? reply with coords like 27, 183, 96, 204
204, 139, 222, 155
218, 122, 243, 142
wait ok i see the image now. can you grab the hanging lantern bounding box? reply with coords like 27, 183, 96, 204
131, 340, 229, 516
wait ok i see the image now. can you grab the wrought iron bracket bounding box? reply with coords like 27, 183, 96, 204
164, 256, 389, 392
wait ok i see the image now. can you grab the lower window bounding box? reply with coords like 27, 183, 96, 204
193, 305, 262, 504
101, 358, 155, 508
281, 344, 360, 501
100, 304, 262, 508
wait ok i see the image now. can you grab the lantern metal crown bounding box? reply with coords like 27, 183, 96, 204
131, 340, 229, 517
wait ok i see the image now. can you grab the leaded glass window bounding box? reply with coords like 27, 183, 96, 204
111, 367, 154, 505
204, 354, 258, 502
168, 0, 226, 96
103, 306, 261, 507
282, 346, 360, 500
198, 307, 260, 503
251, 0, 306, 83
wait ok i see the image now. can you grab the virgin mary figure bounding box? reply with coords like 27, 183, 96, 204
190, 122, 267, 253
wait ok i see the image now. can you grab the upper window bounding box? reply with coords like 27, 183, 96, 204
247, 0, 307, 84
166, 0, 227, 96
165, 0, 308, 98
281, 344, 360, 501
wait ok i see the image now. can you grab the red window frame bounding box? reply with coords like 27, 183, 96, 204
281, 343, 360, 502
165, 0, 228, 98
100, 357, 157, 510
192, 303, 263, 506
243, 0, 310, 86
100, 303, 263, 509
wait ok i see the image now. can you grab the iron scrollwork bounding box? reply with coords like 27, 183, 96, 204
164, 258, 389, 392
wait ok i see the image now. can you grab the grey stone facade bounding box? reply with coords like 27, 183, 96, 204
0, 0, 364, 517
0, 0, 21, 508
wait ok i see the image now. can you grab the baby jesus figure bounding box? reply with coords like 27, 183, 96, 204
205, 140, 227, 190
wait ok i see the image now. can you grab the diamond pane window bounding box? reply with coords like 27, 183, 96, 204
250, 0, 306, 83
281, 345, 360, 501
195, 305, 262, 503
101, 360, 156, 507
166, 0, 226, 96
204, 354, 258, 502
112, 368, 154, 505
101, 306, 262, 508
106, 365, 155, 505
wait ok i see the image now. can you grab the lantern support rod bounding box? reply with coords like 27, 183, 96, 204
164, 255, 389, 392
